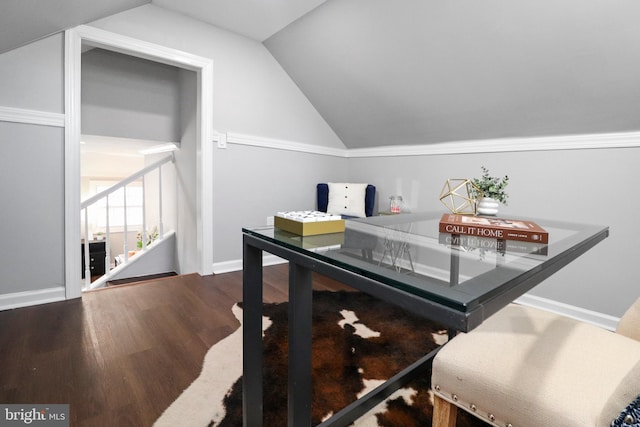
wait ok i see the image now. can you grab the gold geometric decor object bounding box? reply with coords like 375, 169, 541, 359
439, 179, 482, 215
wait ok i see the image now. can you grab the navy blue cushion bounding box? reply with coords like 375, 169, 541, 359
317, 183, 330, 213
316, 183, 376, 217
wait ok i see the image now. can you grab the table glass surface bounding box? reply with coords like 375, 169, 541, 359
243, 212, 608, 313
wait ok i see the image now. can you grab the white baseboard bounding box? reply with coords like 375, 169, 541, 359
515, 293, 620, 331
211, 260, 243, 274
212, 254, 287, 275
0, 287, 67, 311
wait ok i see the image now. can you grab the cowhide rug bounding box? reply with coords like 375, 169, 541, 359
155, 291, 487, 427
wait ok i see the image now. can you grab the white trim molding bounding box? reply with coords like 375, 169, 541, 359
81, 133, 180, 148
221, 130, 640, 158
65, 27, 82, 299
198, 61, 215, 276
0, 287, 66, 311
73, 25, 210, 70
347, 131, 640, 158
515, 293, 620, 331
226, 132, 348, 157
0, 106, 64, 127
212, 254, 286, 275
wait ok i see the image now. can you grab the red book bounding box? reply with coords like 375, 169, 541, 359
439, 214, 549, 244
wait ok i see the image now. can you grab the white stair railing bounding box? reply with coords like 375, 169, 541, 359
80, 153, 175, 289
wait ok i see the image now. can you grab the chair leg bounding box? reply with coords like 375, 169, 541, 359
433, 394, 458, 427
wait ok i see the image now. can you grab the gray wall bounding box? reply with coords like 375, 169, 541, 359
0, 33, 64, 112
347, 147, 638, 318
82, 47, 182, 142
0, 123, 65, 294
0, 34, 65, 296
212, 144, 348, 262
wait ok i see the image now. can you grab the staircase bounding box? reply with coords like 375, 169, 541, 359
80, 154, 177, 290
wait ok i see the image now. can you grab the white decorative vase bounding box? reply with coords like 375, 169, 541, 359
477, 197, 500, 216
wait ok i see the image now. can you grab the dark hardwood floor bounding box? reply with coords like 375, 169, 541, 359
0, 264, 350, 426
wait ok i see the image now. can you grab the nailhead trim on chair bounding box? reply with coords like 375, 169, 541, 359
433, 385, 513, 427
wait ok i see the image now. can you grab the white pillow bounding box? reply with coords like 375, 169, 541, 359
327, 183, 367, 218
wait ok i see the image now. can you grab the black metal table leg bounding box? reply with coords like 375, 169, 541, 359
243, 237, 264, 427
288, 262, 313, 427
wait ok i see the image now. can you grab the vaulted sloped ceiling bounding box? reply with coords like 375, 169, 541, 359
0, 0, 327, 54
152, 0, 329, 42
0, 0, 150, 55
264, 0, 640, 148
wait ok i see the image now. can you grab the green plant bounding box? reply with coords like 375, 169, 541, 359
137, 226, 159, 249
472, 166, 509, 205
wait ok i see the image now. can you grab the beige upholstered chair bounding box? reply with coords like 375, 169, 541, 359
431, 298, 640, 427
617, 297, 640, 342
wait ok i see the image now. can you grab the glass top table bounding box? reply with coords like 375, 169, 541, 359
242, 211, 608, 427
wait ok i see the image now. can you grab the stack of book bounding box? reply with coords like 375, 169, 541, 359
439, 213, 549, 244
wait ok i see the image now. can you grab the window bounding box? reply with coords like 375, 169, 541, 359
88, 180, 144, 231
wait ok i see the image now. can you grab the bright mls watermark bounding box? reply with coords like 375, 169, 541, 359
1, 405, 69, 426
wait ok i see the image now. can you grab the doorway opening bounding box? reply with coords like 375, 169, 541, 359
64, 25, 213, 299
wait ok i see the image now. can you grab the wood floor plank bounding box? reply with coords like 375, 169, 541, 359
0, 264, 346, 426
